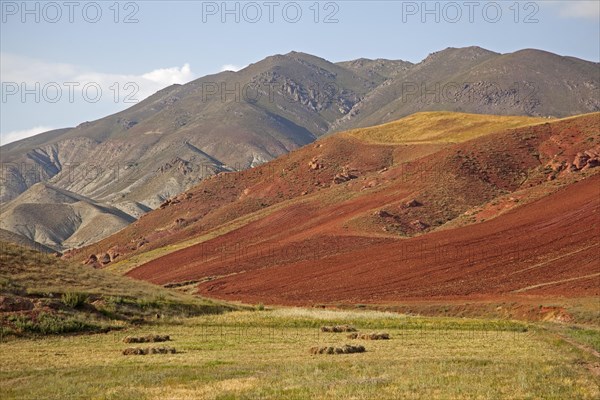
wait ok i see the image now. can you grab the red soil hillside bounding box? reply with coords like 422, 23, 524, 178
126, 172, 599, 304
68, 112, 599, 306
194, 174, 599, 304
66, 112, 548, 264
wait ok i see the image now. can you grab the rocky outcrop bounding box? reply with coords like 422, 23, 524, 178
573, 149, 600, 171
405, 199, 422, 208
308, 157, 324, 170
333, 172, 358, 184
375, 210, 394, 218
546, 146, 599, 180
107, 248, 120, 262
159, 192, 194, 210
157, 157, 193, 175
99, 253, 111, 265
410, 220, 430, 231
82, 248, 119, 267
84, 254, 99, 266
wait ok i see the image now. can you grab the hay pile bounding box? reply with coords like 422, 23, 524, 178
347, 332, 390, 340
122, 347, 176, 355
309, 344, 366, 355
320, 325, 357, 333
123, 334, 171, 343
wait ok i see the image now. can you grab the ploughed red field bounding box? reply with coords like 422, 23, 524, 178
72, 112, 600, 308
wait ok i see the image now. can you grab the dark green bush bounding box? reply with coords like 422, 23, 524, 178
7, 313, 98, 335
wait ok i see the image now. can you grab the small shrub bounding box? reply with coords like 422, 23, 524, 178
136, 298, 159, 310
35, 313, 95, 334
0, 325, 12, 340
256, 303, 265, 311
107, 296, 125, 305
8, 314, 35, 332
61, 292, 88, 308
0, 277, 11, 289
6, 313, 98, 335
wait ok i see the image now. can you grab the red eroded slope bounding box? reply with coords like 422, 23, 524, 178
70, 113, 597, 266
202, 174, 600, 304
118, 112, 599, 306
128, 173, 599, 305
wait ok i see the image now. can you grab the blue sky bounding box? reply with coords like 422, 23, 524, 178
1, 0, 599, 144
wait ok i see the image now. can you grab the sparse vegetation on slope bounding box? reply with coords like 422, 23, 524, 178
0, 242, 233, 338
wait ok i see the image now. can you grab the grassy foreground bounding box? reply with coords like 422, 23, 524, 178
1, 308, 598, 400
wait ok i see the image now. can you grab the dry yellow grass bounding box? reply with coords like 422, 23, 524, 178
345, 111, 550, 144
1, 309, 598, 400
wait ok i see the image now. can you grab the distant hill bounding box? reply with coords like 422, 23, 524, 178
0, 183, 136, 251
0, 229, 55, 253
1, 47, 598, 250
332, 47, 599, 131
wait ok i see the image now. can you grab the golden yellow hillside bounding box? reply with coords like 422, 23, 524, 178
345, 112, 551, 144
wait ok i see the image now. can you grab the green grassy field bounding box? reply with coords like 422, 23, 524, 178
1, 308, 598, 400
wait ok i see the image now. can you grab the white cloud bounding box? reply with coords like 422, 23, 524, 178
1, 126, 55, 146
220, 64, 246, 72
142, 63, 194, 86
0, 54, 78, 83
0, 53, 198, 144
548, 1, 599, 20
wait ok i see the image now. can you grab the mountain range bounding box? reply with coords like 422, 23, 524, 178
1, 46, 598, 250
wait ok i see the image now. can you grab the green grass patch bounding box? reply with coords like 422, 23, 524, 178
563, 325, 600, 353
61, 292, 88, 308
3, 312, 102, 336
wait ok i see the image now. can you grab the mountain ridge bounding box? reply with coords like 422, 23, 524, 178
1, 46, 598, 250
